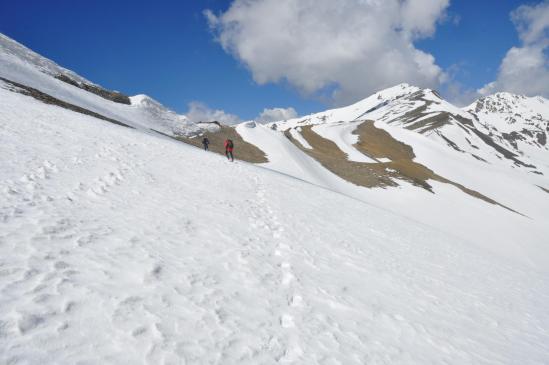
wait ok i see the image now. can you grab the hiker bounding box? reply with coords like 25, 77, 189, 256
224, 139, 234, 162
202, 137, 210, 151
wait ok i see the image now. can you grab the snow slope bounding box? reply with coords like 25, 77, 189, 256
231, 86, 549, 271
235, 122, 346, 190
235, 120, 549, 270
2, 78, 549, 365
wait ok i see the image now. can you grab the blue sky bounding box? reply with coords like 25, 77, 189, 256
0, 0, 542, 120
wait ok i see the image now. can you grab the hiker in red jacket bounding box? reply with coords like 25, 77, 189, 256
224, 139, 234, 162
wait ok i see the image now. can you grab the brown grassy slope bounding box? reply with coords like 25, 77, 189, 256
353, 122, 519, 212
293, 125, 422, 189
353, 122, 414, 160
177, 126, 268, 164
286, 122, 518, 213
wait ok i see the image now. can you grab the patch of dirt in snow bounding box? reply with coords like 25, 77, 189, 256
286, 121, 519, 214
285, 125, 398, 188
354, 122, 523, 213
177, 125, 268, 164
55, 74, 131, 105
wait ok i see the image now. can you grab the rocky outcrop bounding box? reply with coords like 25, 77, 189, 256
1, 77, 132, 128
55, 74, 131, 105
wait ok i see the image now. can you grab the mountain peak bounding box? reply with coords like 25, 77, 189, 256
373, 83, 421, 99
130, 94, 162, 107
469, 91, 549, 117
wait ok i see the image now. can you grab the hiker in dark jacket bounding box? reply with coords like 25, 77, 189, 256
224, 139, 234, 161
202, 137, 210, 151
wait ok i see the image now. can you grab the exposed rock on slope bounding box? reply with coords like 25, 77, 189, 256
178, 124, 268, 164
284, 121, 516, 212
55, 74, 131, 105
466, 93, 549, 152
0, 77, 132, 128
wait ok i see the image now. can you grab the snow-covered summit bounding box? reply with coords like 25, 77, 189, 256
128, 94, 209, 136
467, 92, 549, 121
467, 92, 549, 131
267, 83, 422, 130
373, 82, 421, 98
465, 92, 548, 155
130, 94, 158, 106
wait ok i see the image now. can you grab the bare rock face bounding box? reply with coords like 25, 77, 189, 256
55, 74, 131, 105
1, 76, 132, 128
467, 93, 549, 151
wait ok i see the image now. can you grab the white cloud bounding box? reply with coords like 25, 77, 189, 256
511, 1, 549, 45
185, 101, 242, 125
205, 0, 449, 105
256, 107, 298, 123
185, 102, 298, 125
479, 1, 549, 98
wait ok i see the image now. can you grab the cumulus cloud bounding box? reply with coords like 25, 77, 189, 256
479, 1, 549, 98
256, 107, 298, 123
185, 102, 298, 125
512, 1, 549, 45
185, 101, 242, 125
205, 0, 449, 105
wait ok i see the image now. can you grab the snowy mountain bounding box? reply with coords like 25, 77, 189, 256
0, 33, 212, 137
270, 83, 548, 173
227, 83, 549, 268
466, 93, 549, 167
1, 33, 549, 364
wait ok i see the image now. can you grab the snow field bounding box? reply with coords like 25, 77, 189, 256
1, 88, 549, 364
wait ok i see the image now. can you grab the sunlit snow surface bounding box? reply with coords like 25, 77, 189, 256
1, 83, 549, 364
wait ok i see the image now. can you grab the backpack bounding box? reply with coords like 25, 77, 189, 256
227, 139, 234, 149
